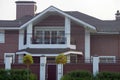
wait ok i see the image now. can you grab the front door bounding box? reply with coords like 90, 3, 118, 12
46, 64, 56, 80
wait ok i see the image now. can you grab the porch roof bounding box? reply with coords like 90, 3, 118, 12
16, 48, 83, 56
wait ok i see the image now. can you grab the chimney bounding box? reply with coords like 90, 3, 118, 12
115, 10, 120, 20
16, 1, 36, 19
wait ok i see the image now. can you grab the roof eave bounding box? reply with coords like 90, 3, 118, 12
0, 27, 19, 30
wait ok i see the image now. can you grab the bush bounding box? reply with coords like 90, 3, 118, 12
61, 70, 93, 80
0, 69, 37, 80
95, 72, 120, 80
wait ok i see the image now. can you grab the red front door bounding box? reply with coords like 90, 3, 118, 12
46, 64, 56, 80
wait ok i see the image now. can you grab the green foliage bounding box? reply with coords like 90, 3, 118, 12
55, 54, 67, 64
62, 71, 120, 80
95, 72, 120, 80
23, 54, 33, 66
0, 69, 37, 80
61, 70, 93, 80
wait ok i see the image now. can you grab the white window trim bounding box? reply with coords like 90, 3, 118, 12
0, 30, 5, 43
35, 26, 64, 33
91, 56, 116, 63
34, 26, 65, 44
4, 53, 15, 63
99, 56, 116, 63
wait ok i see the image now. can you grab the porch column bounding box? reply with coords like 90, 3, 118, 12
40, 56, 46, 80
65, 17, 71, 47
93, 56, 99, 76
57, 64, 63, 80
5, 57, 12, 70
85, 30, 90, 62
27, 23, 32, 47
19, 29, 24, 50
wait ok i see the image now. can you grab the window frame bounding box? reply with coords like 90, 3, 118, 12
34, 26, 65, 44
0, 30, 5, 43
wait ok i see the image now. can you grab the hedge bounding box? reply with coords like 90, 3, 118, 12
61, 70, 93, 80
61, 70, 120, 80
0, 69, 37, 80
95, 71, 120, 80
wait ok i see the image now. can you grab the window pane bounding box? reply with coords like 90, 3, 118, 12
36, 31, 43, 44
44, 31, 50, 44
51, 31, 57, 44
58, 31, 65, 44
0, 31, 4, 43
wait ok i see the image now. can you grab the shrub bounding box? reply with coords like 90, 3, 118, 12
0, 69, 37, 80
95, 72, 120, 80
61, 70, 93, 80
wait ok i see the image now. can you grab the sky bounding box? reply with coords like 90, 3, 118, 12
0, 0, 120, 20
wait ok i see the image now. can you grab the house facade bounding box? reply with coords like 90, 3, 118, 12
0, 1, 120, 64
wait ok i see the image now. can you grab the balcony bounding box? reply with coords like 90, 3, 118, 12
29, 36, 76, 49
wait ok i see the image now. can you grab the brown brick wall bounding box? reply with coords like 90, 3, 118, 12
63, 63, 93, 74
91, 35, 120, 57
0, 30, 19, 63
0, 64, 5, 69
16, 5, 35, 19
99, 63, 120, 72
71, 23, 85, 53
34, 15, 65, 26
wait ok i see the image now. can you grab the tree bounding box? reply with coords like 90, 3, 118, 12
23, 54, 33, 69
23, 54, 33, 80
55, 54, 67, 64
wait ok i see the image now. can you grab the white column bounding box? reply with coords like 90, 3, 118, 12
85, 30, 90, 62
19, 29, 24, 50
27, 23, 32, 47
40, 56, 46, 80
93, 56, 99, 76
5, 57, 12, 70
57, 64, 63, 80
65, 17, 71, 47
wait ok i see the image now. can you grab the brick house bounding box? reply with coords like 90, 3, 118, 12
0, 1, 120, 64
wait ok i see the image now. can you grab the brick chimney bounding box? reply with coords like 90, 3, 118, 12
16, 1, 36, 19
115, 10, 120, 20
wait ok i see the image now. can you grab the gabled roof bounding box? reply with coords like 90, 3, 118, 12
20, 6, 96, 31
0, 15, 33, 29
0, 6, 120, 32
66, 11, 120, 32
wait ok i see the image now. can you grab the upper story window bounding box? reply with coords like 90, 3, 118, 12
32, 27, 65, 44
0, 30, 5, 43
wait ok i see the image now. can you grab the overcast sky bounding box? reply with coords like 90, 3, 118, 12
0, 0, 120, 20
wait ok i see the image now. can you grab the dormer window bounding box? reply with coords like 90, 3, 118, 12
33, 27, 65, 44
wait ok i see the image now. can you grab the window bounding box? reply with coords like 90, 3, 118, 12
99, 56, 116, 63
47, 57, 55, 63
91, 56, 116, 63
70, 54, 77, 63
0, 30, 5, 43
34, 27, 65, 44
